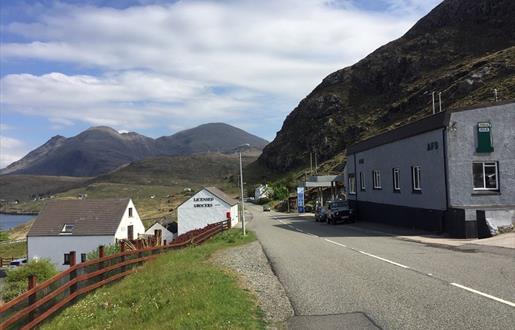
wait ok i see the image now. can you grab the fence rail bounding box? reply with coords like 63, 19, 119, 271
0, 220, 230, 330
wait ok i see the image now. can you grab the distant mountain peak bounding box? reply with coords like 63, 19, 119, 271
1, 122, 268, 177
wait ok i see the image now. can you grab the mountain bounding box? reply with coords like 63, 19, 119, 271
257, 0, 515, 172
1, 123, 268, 177
156, 123, 268, 155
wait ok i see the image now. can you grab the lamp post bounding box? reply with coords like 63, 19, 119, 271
238, 144, 250, 235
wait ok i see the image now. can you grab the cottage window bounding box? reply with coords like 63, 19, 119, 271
348, 174, 356, 194
411, 166, 421, 191
393, 168, 400, 191
81, 253, 87, 263
372, 170, 381, 189
128, 207, 133, 217
359, 172, 366, 191
473, 162, 498, 190
61, 224, 74, 233
63, 253, 70, 265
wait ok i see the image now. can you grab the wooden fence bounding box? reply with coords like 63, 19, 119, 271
0, 220, 230, 330
1, 257, 25, 268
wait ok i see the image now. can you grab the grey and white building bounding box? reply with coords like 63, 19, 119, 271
344, 102, 515, 238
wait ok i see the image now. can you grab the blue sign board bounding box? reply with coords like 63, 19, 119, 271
297, 187, 305, 213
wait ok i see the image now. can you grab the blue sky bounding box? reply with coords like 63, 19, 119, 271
0, 0, 441, 167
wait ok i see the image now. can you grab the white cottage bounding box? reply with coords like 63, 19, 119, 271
27, 198, 145, 270
145, 222, 175, 244
177, 187, 239, 235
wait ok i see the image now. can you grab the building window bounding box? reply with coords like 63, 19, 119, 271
359, 172, 366, 191
476, 122, 494, 153
473, 162, 498, 190
61, 224, 74, 233
63, 253, 70, 265
128, 207, 133, 217
411, 166, 421, 191
348, 174, 356, 194
372, 170, 381, 189
81, 253, 87, 263
393, 168, 400, 191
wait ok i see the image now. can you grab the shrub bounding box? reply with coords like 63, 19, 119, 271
2, 259, 58, 302
86, 243, 120, 260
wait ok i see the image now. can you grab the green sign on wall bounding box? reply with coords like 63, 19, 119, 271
476, 122, 494, 153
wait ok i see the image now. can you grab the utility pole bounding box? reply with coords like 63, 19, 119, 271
238, 144, 250, 236
310, 152, 313, 175
432, 91, 436, 114
438, 92, 442, 113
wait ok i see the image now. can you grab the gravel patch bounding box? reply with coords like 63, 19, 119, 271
212, 241, 294, 329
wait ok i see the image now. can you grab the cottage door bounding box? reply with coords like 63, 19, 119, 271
128, 225, 134, 240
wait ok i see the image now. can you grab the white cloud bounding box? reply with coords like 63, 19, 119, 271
0, 0, 439, 135
0, 135, 28, 168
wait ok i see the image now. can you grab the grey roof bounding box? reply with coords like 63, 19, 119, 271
204, 187, 238, 206
27, 198, 130, 237
346, 101, 514, 155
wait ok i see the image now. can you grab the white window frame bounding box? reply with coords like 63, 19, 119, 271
372, 170, 382, 189
411, 166, 421, 191
348, 174, 356, 194
473, 161, 499, 191
359, 172, 366, 191
393, 168, 400, 191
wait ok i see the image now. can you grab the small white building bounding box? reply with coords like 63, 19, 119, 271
27, 198, 145, 270
145, 222, 175, 244
177, 187, 239, 235
255, 184, 270, 201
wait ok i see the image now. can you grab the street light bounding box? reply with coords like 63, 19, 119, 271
237, 143, 250, 236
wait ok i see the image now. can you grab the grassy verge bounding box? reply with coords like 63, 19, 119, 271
43, 229, 264, 330
0, 241, 26, 259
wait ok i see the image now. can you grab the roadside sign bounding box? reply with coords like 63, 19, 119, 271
297, 187, 305, 213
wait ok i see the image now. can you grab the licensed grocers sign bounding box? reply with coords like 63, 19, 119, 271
193, 197, 214, 208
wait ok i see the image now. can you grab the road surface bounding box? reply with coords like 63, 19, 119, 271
246, 204, 515, 329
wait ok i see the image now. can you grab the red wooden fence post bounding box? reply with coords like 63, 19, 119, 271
69, 251, 77, 302
98, 245, 105, 281
27, 274, 37, 321
120, 241, 126, 274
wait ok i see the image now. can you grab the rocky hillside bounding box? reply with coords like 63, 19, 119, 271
258, 0, 515, 172
1, 123, 268, 177
96, 151, 259, 186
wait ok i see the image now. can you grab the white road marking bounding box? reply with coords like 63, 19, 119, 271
324, 239, 347, 248
450, 283, 515, 308
272, 214, 515, 309
358, 250, 410, 269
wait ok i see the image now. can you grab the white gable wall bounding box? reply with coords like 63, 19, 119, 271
114, 199, 146, 240
145, 223, 175, 244
178, 189, 238, 235
28, 235, 115, 271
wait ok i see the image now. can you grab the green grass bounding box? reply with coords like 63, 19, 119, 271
43, 229, 264, 330
0, 241, 26, 258
3, 182, 241, 227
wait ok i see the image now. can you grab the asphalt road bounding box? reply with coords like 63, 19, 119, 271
246, 204, 515, 329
